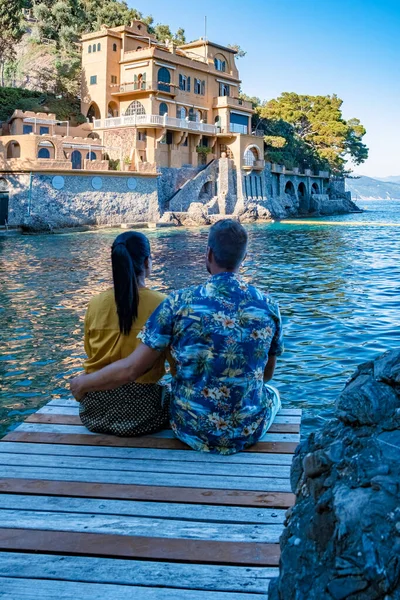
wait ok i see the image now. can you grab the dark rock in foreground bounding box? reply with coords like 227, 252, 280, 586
269, 349, 400, 600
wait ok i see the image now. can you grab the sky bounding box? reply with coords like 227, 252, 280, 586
133, 0, 400, 178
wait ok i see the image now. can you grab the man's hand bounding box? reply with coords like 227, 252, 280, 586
69, 343, 161, 400
70, 375, 88, 401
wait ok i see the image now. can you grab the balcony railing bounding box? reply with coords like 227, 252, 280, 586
111, 81, 176, 95
229, 123, 248, 134
213, 96, 253, 111
94, 114, 217, 134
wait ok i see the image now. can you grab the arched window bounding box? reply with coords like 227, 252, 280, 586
137, 46, 142, 50
88, 45, 92, 54
176, 106, 186, 119
244, 146, 259, 167
214, 54, 227, 72
38, 147, 50, 159
97, 43, 101, 51
113, 43, 117, 52
93, 44, 96, 52
159, 102, 168, 116
311, 182, 320, 194
157, 67, 171, 92
86, 151, 96, 161
6, 141, 21, 159
87, 103, 100, 122
124, 100, 146, 116
298, 182, 306, 198
71, 150, 82, 170
108, 102, 118, 118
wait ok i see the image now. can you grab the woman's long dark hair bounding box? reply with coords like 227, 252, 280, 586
111, 231, 151, 335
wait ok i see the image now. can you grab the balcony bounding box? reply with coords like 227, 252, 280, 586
213, 96, 253, 111
94, 114, 217, 134
111, 81, 176, 97
218, 123, 249, 135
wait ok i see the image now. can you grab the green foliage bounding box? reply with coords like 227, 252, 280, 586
0, 86, 82, 122
227, 44, 246, 59
0, 87, 41, 121
259, 92, 368, 174
196, 145, 212, 155
0, 0, 25, 85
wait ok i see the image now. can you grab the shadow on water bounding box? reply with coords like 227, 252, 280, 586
1, 199, 399, 436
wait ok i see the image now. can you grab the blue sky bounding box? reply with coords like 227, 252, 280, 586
133, 0, 400, 177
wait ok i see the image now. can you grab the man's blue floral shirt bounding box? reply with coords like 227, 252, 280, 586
138, 272, 284, 454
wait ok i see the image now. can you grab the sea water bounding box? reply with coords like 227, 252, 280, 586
1, 199, 399, 436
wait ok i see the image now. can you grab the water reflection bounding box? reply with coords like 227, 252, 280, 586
1, 200, 399, 436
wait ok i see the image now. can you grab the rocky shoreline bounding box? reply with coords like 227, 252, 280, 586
269, 348, 400, 600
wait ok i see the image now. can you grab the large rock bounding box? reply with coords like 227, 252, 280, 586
21, 214, 56, 233
236, 202, 272, 223
269, 349, 400, 600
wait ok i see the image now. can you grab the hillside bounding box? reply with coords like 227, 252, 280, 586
376, 176, 400, 184
345, 175, 400, 200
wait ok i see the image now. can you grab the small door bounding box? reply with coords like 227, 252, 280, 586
71, 150, 82, 170
0, 192, 9, 225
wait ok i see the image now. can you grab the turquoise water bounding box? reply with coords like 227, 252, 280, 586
1, 199, 399, 436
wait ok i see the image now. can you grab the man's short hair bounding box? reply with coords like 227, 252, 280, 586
208, 219, 248, 270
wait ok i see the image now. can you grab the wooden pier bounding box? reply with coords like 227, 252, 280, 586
0, 398, 301, 598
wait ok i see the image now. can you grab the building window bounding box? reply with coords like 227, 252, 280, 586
39, 126, 49, 135
176, 106, 186, 119
179, 74, 187, 91
38, 147, 50, 159
214, 57, 227, 72
124, 100, 146, 116
111, 75, 117, 84
93, 44, 96, 52
189, 108, 201, 122
90, 75, 97, 85
166, 131, 173, 145
159, 102, 168, 116
194, 78, 201, 94
113, 43, 117, 52
138, 131, 146, 141
23, 124, 33, 134
182, 137, 188, 146
86, 151, 96, 161
137, 46, 142, 50
159, 134, 167, 145
219, 82, 230, 97
157, 67, 171, 92
88, 45, 92, 53
201, 80, 205, 95
97, 43, 101, 51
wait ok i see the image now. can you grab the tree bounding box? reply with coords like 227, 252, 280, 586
227, 44, 246, 59
259, 92, 368, 174
0, 0, 25, 86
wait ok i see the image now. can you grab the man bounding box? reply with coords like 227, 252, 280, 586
71, 219, 283, 454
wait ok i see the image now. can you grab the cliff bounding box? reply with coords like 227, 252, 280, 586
269, 348, 400, 599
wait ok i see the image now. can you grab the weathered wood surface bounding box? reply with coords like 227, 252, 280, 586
0, 397, 302, 596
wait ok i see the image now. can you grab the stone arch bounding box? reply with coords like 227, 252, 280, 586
311, 182, 320, 194
284, 180, 296, 197
214, 53, 227, 72
244, 145, 260, 167
124, 100, 146, 116
37, 140, 55, 159
0, 177, 8, 191
159, 102, 168, 116
88, 132, 100, 139
87, 103, 100, 123
86, 151, 96, 161
71, 150, 82, 170
157, 67, 171, 92
298, 181, 309, 213
6, 140, 21, 159
199, 180, 214, 202
107, 101, 119, 118
176, 106, 186, 119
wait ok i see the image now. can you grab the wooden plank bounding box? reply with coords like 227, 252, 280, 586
0, 577, 266, 599
0, 494, 287, 524
37, 405, 301, 424
2, 432, 298, 454
26, 413, 300, 433
0, 479, 295, 508
0, 528, 281, 565
0, 509, 284, 543
0, 451, 292, 479
0, 465, 292, 492
13, 423, 300, 444
0, 552, 277, 594
0, 442, 295, 465
46, 398, 302, 416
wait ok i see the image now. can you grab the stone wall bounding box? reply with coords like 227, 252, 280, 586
4, 172, 159, 227
167, 161, 218, 213
157, 165, 203, 210
269, 348, 400, 600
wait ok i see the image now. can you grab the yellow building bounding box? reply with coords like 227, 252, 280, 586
81, 20, 265, 172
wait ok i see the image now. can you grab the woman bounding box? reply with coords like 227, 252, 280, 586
79, 231, 171, 436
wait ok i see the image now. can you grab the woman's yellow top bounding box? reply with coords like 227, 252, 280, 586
83, 287, 168, 383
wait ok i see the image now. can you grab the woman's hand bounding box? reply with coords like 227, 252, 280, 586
70, 375, 87, 401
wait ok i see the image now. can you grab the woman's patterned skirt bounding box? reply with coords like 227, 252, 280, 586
79, 382, 170, 437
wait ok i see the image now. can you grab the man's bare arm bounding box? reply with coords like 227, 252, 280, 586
70, 343, 160, 401
264, 355, 277, 382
